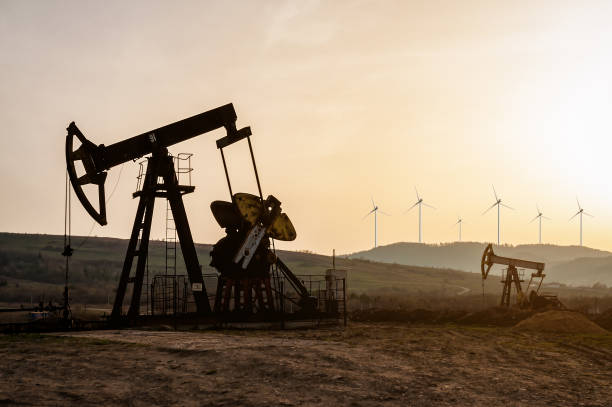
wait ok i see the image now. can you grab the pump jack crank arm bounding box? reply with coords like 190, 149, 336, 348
66, 103, 251, 225
233, 195, 284, 269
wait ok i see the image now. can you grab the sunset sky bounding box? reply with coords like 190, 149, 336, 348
1, 0, 612, 254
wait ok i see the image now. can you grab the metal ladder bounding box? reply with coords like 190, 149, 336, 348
165, 197, 177, 314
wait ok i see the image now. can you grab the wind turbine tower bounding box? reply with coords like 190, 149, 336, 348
483, 186, 513, 245
405, 187, 435, 243
530, 205, 550, 244
570, 197, 593, 246
454, 217, 463, 242
363, 198, 389, 248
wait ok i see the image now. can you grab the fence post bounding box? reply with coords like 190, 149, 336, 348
343, 278, 347, 327
280, 280, 285, 329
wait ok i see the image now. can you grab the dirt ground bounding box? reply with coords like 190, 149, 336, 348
1, 323, 611, 406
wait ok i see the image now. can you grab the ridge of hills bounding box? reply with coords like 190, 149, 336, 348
347, 241, 612, 286
0, 233, 610, 306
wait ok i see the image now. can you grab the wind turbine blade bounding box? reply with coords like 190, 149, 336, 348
371, 196, 376, 209
379, 210, 391, 216
483, 202, 497, 215
583, 212, 594, 218
569, 211, 580, 221
422, 202, 436, 210
529, 214, 539, 223
403, 202, 419, 214
501, 203, 513, 210
576, 196, 581, 210
414, 186, 420, 201
362, 208, 376, 219
536, 204, 541, 214
492, 185, 498, 201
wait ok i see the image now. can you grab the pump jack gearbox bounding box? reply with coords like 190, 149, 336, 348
66, 103, 316, 321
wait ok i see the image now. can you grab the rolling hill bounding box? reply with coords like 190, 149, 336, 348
347, 242, 612, 286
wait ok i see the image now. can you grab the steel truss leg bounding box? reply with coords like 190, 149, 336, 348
112, 155, 160, 319
112, 151, 211, 320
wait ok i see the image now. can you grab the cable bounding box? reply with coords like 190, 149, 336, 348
62, 171, 73, 320
106, 162, 125, 201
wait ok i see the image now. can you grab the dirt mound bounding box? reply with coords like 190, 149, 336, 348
594, 309, 612, 331
514, 311, 609, 334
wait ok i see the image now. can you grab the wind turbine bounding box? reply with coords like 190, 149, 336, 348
483, 186, 513, 245
405, 187, 435, 243
363, 197, 389, 248
453, 217, 463, 241
569, 197, 593, 246
530, 205, 550, 244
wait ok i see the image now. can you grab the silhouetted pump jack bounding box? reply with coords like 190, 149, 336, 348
481, 244, 562, 309
66, 103, 316, 321
66, 104, 251, 319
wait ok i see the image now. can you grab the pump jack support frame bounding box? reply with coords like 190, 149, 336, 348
500, 265, 522, 307
111, 148, 211, 319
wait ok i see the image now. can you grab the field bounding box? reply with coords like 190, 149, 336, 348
2, 233, 612, 406
1, 321, 612, 406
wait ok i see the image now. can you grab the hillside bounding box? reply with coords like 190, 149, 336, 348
0, 233, 487, 304
348, 242, 612, 286
0, 233, 610, 306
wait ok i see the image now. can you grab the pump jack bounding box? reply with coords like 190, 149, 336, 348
66, 103, 316, 322
481, 244, 562, 308
66, 104, 250, 318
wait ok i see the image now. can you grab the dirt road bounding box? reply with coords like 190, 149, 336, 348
1, 323, 611, 406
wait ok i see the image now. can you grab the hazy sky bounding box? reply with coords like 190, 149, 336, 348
1, 0, 612, 254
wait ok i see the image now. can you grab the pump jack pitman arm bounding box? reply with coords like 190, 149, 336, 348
66, 103, 251, 225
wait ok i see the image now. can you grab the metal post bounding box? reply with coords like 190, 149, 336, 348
580, 212, 583, 246
374, 210, 377, 248
539, 216, 542, 244
332, 249, 335, 269
219, 148, 233, 199
497, 204, 500, 245
280, 280, 285, 329
342, 278, 347, 327
246, 136, 264, 201
418, 203, 422, 243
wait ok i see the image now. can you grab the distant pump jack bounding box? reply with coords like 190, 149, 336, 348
405, 187, 435, 244
483, 185, 513, 245
569, 197, 593, 246
362, 197, 389, 248
530, 205, 550, 244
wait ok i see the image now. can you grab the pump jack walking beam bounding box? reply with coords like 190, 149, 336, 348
66, 103, 250, 226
